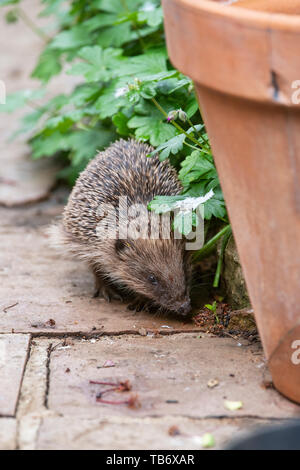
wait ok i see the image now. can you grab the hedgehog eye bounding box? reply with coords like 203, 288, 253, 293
148, 274, 158, 285
115, 239, 133, 254
115, 239, 127, 254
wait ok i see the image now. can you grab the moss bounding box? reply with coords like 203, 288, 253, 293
222, 237, 251, 309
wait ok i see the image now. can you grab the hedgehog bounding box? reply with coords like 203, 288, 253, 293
50, 139, 192, 316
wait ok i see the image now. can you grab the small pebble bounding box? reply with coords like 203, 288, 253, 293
207, 378, 219, 389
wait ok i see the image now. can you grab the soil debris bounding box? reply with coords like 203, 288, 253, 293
90, 379, 139, 408
98, 360, 116, 369
207, 379, 219, 389
168, 425, 181, 436
30, 318, 56, 329
193, 302, 258, 339
138, 327, 147, 336
2, 302, 19, 314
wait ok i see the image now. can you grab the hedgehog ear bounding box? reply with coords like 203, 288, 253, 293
115, 239, 133, 254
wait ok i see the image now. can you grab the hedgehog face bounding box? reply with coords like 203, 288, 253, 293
112, 238, 192, 316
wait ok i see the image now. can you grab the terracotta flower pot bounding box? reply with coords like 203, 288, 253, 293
162, 0, 300, 403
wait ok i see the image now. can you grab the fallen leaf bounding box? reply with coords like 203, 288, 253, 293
201, 433, 215, 448
224, 400, 243, 411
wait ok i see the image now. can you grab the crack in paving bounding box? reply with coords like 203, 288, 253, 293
14, 336, 32, 419
15, 338, 57, 450
44, 343, 53, 410
22, 328, 208, 339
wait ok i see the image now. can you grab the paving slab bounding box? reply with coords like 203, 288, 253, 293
47, 334, 300, 420
0, 418, 17, 450
35, 415, 273, 450
0, 334, 30, 416
0, 148, 59, 207
0, 199, 201, 335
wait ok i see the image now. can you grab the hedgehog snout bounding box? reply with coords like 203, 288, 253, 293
176, 299, 191, 316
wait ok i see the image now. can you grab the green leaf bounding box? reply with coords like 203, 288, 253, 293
185, 94, 199, 118
0, 0, 19, 5
224, 400, 243, 411
139, 81, 157, 99
43, 111, 84, 133
157, 77, 190, 95
31, 126, 115, 161
202, 197, 226, 221
149, 133, 185, 161
39, 0, 67, 18
5, 9, 18, 23
148, 195, 185, 213
112, 111, 131, 136
49, 25, 91, 50
31, 48, 62, 83
97, 23, 133, 47
94, 79, 128, 118
68, 84, 101, 106
179, 151, 216, 185
9, 109, 44, 140
31, 131, 71, 159
94, 0, 142, 14
67, 127, 116, 166
84, 13, 117, 31
128, 114, 176, 146
0, 89, 45, 113
138, 6, 163, 27
201, 433, 215, 449
117, 50, 167, 79
68, 46, 122, 82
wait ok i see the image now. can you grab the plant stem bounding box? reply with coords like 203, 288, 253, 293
15, 8, 50, 42
193, 224, 231, 261
183, 141, 201, 152
187, 117, 201, 138
213, 226, 232, 287
26, 99, 43, 111
151, 97, 211, 154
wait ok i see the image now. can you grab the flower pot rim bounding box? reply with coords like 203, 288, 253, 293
173, 0, 300, 30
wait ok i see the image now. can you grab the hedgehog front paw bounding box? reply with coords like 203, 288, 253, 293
127, 300, 148, 312
97, 285, 123, 303
93, 288, 100, 298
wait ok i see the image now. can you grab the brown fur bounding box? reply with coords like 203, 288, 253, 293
50, 139, 192, 315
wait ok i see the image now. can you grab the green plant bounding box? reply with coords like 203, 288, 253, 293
204, 301, 219, 324
1, 0, 231, 284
